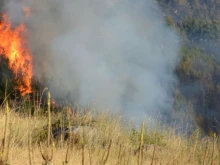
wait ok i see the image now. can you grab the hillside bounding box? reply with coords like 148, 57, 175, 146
154, 0, 220, 134
157, 0, 220, 21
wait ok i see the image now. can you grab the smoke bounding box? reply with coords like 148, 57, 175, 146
5, 0, 180, 121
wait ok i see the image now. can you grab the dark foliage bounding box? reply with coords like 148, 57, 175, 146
158, 0, 220, 134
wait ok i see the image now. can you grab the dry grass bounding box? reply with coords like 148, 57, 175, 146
0, 99, 220, 165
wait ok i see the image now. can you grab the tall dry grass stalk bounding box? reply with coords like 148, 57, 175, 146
116, 144, 122, 165
2, 81, 9, 159
126, 149, 131, 165
63, 107, 73, 165
101, 139, 113, 165
28, 107, 33, 165
39, 91, 54, 165
47, 92, 51, 147
210, 133, 216, 165
63, 145, 69, 165
151, 133, 157, 165
89, 145, 92, 165
0, 101, 10, 165
188, 131, 199, 164
82, 127, 85, 165
202, 138, 209, 165
138, 121, 144, 165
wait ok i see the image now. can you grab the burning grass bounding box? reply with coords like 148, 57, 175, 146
0, 96, 220, 165
0, 7, 33, 96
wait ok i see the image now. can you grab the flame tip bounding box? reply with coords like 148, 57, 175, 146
0, 9, 33, 95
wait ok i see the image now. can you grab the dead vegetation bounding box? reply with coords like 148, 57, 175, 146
0, 93, 220, 165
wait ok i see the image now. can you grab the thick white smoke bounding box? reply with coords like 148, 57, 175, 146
5, 0, 180, 120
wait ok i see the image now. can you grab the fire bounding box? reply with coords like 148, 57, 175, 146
0, 8, 33, 96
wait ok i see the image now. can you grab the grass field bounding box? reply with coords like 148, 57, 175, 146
0, 94, 219, 165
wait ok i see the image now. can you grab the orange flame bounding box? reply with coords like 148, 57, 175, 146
0, 9, 33, 96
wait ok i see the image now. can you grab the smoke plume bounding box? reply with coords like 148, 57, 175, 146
5, 0, 180, 121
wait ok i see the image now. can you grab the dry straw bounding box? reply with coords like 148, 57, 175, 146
39, 91, 54, 165
138, 121, 144, 165
0, 101, 10, 165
